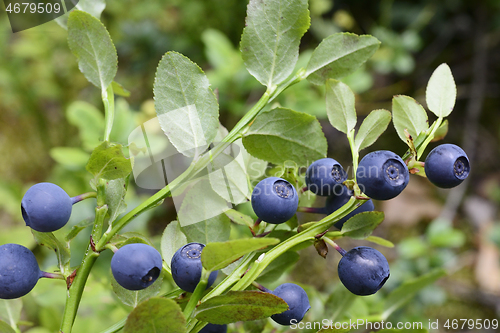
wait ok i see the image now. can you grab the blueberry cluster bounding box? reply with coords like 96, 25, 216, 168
1, 183, 78, 300
1, 182, 166, 299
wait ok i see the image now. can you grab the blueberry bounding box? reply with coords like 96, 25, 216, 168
111, 243, 163, 291
305, 158, 347, 196
356, 151, 409, 200
199, 323, 227, 333
338, 246, 390, 296
21, 182, 73, 232
171, 243, 218, 293
424, 144, 470, 188
0, 244, 41, 299
323, 186, 375, 229
251, 177, 298, 224
271, 283, 311, 326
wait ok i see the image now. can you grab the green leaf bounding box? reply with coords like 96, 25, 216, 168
426, 63, 456, 118
105, 177, 129, 223
341, 211, 384, 239
154, 52, 219, 158
323, 283, 357, 322
112, 81, 131, 97
64, 218, 94, 243
50, 147, 90, 170
31, 230, 71, 275
0, 321, 15, 333
355, 109, 392, 151
306, 33, 380, 85
67, 10, 117, 90
114, 232, 154, 248
55, 0, 106, 29
124, 297, 186, 333
365, 236, 395, 248
242, 108, 327, 165
392, 95, 429, 143
111, 274, 163, 308
383, 268, 447, 318
0, 299, 22, 328
256, 251, 299, 284
325, 79, 357, 134
194, 291, 288, 324
201, 238, 280, 271
86, 142, 132, 181
161, 221, 188, 270
240, 0, 310, 87
66, 101, 105, 151
181, 214, 232, 245
203, 29, 241, 70
224, 209, 254, 228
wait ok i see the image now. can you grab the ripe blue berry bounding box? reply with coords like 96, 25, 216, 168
21, 182, 73, 232
356, 151, 409, 200
424, 144, 470, 188
199, 323, 227, 333
0, 244, 41, 299
305, 158, 347, 196
323, 186, 375, 230
111, 243, 163, 291
251, 177, 298, 224
171, 243, 218, 293
338, 246, 390, 296
271, 283, 311, 326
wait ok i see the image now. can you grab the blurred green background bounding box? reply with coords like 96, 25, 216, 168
1, 0, 500, 332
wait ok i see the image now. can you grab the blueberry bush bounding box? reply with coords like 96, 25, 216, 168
0, 0, 478, 332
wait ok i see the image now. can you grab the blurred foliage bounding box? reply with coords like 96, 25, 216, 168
1, 0, 500, 332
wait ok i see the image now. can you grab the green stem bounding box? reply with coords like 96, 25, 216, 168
416, 117, 443, 159
60, 251, 100, 333
323, 236, 347, 256
94, 162, 195, 252
347, 129, 358, 181
102, 84, 115, 142
185, 198, 358, 333
231, 198, 358, 291
183, 270, 209, 318
60, 202, 108, 332
212, 198, 357, 295
71, 192, 97, 205
402, 117, 443, 161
